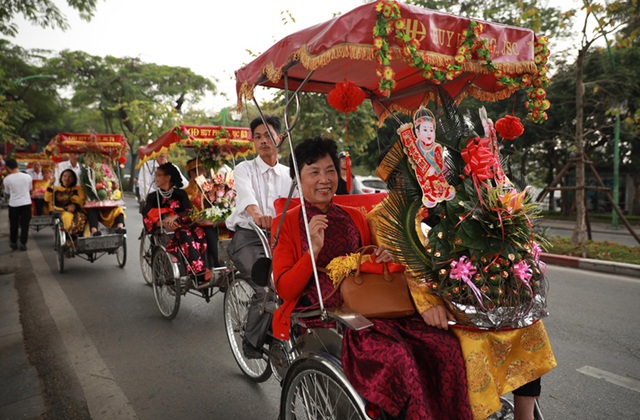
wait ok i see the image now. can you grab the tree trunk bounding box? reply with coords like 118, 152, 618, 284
546, 148, 556, 212
572, 48, 587, 256
632, 173, 640, 216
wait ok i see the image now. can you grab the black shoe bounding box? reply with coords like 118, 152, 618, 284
18, 243, 27, 251
242, 340, 263, 359
115, 227, 126, 234
92, 230, 102, 237
9, 242, 17, 250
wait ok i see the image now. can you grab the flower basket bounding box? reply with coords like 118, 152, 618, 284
80, 151, 124, 204
376, 98, 550, 330
190, 173, 236, 226
421, 179, 550, 330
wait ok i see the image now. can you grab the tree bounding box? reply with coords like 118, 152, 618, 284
260, 91, 379, 173
0, 40, 63, 150
407, 0, 575, 38
568, 0, 637, 254
44, 50, 218, 175
1, 0, 98, 37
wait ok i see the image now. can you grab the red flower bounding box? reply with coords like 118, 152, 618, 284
118, 156, 127, 164
495, 115, 525, 140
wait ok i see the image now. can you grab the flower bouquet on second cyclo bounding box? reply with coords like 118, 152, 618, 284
189, 171, 236, 226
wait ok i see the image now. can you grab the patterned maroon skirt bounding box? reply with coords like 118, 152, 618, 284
342, 314, 472, 419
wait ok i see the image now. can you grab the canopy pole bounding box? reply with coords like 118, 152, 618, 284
282, 71, 327, 318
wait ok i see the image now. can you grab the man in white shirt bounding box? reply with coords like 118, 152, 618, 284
27, 162, 47, 214
26, 162, 43, 180
3, 158, 32, 250
54, 152, 82, 186
225, 115, 296, 359
138, 152, 188, 205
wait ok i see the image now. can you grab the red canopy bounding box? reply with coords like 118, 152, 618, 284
14, 152, 49, 164
45, 133, 128, 161
136, 125, 253, 168
236, 1, 547, 122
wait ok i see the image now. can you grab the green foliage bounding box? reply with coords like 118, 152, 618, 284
0, 95, 31, 148
256, 91, 379, 171
42, 50, 219, 176
0, 40, 62, 149
406, 0, 575, 38
547, 236, 640, 265
0, 0, 98, 37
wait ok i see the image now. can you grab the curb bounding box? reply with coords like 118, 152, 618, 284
541, 253, 640, 278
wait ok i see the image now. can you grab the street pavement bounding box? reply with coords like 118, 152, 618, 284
0, 206, 638, 418
0, 208, 47, 418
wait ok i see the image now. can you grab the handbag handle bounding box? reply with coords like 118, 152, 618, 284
298, 245, 392, 312
353, 245, 392, 284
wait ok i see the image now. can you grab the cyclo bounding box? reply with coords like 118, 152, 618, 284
14, 152, 54, 232
136, 124, 253, 319
226, 1, 552, 419
45, 133, 128, 273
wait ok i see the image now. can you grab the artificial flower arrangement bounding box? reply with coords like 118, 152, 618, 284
189, 172, 236, 226
377, 91, 549, 329
80, 151, 124, 205
31, 179, 50, 199
178, 127, 253, 174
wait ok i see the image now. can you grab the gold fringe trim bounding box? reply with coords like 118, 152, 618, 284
135, 146, 172, 169
235, 40, 537, 118
295, 44, 376, 71
325, 252, 373, 286
375, 83, 521, 124
62, 140, 125, 148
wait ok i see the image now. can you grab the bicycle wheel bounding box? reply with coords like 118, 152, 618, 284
139, 229, 153, 285
116, 237, 127, 268
534, 399, 544, 420
223, 277, 271, 382
151, 248, 181, 319
54, 227, 65, 273
56, 238, 66, 273
280, 357, 365, 420
486, 397, 515, 420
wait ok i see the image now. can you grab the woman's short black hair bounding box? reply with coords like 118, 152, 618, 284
59, 169, 78, 187
158, 162, 184, 189
289, 136, 340, 179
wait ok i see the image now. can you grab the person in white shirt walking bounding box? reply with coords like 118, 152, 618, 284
225, 115, 296, 359
4, 158, 32, 250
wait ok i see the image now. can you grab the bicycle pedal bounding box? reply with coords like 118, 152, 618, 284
179, 277, 191, 292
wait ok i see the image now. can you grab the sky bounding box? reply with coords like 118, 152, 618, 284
11, 0, 370, 113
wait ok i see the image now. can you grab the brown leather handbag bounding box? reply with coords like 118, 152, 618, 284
335, 245, 415, 319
